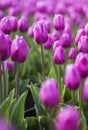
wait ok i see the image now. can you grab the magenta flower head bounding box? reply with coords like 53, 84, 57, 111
75, 53, 88, 78
53, 14, 65, 31
10, 16, 18, 32
55, 106, 80, 130
0, 10, 4, 20
39, 78, 60, 107
64, 64, 81, 90
43, 34, 53, 49
53, 46, 65, 65
52, 30, 60, 42
45, 19, 52, 33
11, 35, 29, 63
0, 32, 11, 61
68, 48, 77, 60
18, 16, 29, 32
3, 61, 14, 73
84, 23, 88, 36
75, 28, 86, 45
83, 78, 88, 103
27, 25, 34, 38
0, 16, 12, 34
33, 20, 48, 44
78, 36, 88, 53
61, 32, 72, 48
53, 40, 62, 52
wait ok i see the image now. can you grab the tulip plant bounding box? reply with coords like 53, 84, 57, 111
0, 0, 88, 130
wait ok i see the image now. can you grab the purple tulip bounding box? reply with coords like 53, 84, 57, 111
39, 78, 60, 107
10, 16, 18, 32
64, 64, 81, 90
27, 25, 34, 37
3, 61, 14, 73
0, 10, 4, 20
45, 19, 52, 33
56, 106, 80, 130
68, 48, 77, 60
61, 32, 72, 48
53, 46, 65, 64
33, 20, 48, 44
11, 35, 29, 63
0, 32, 11, 61
0, 16, 12, 34
83, 79, 88, 103
53, 40, 62, 52
75, 53, 88, 78
53, 14, 65, 31
78, 36, 88, 53
43, 34, 53, 49
52, 30, 60, 42
75, 28, 86, 45
18, 16, 29, 32
84, 23, 88, 36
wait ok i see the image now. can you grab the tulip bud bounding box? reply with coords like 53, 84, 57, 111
61, 32, 72, 48
68, 48, 77, 60
53, 40, 62, 52
3, 61, 14, 73
11, 35, 29, 63
78, 36, 88, 53
83, 79, 88, 103
56, 106, 80, 130
0, 16, 12, 34
18, 16, 29, 32
75, 28, 86, 45
39, 78, 60, 107
52, 30, 60, 42
10, 16, 18, 32
0, 32, 11, 60
64, 64, 81, 90
33, 20, 48, 44
43, 34, 53, 49
53, 46, 65, 64
75, 53, 88, 78
53, 14, 65, 31
84, 23, 88, 36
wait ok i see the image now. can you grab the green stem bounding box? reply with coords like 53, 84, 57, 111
41, 44, 45, 81
79, 80, 84, 116
2, 62, 6, 100
72, 91, 75, 105
58, 65, 61, 92
16, 63, 20, 100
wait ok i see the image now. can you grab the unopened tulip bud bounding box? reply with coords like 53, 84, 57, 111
53, 46, 65, 64
39, 78, 60, 107
18, 16, 29, 32
68, 48, 77, 60
56, 106, 80, 130
53, 14, 65, 31
11, 35, 29, 63
64, 64, 81, 90
33, 20, 48, 44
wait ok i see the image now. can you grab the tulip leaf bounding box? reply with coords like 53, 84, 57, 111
29, 84, 47, 116
26, 117, 39, 130
8, 89, 15, 102
40, 115, 55, 130
9, 98, 16, 119
10, 91, 28, 127
0, 97, 10, 118
81, 111, 87, 130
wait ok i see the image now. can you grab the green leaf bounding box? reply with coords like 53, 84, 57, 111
29, 84, 47, 116
19, 119, 27, 130
26, 117, 39, 130
9, 98, 16, 119
0, 97, 10, 118
10, 91, 28, 127
81, 111, 87, 130
8, 89, 15, 102
40, 115, 55, 130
